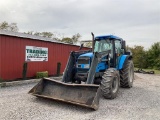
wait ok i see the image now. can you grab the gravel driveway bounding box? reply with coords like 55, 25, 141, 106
0, 73, 160, 120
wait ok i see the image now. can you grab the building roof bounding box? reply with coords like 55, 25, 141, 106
0, 30, 80, 47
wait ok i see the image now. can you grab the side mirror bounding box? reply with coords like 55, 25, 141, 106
79, 43, 84, 50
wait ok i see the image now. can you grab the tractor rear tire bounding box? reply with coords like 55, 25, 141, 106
120, 60, 134, 88
101, 68, 120, 99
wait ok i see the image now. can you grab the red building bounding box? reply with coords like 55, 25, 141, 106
0, 30, 89, 80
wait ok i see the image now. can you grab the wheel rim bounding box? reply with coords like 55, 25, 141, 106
112, 77, 118, 93
129, 66, 133, 83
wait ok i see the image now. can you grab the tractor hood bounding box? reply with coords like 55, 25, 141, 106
79, 52, 93, 58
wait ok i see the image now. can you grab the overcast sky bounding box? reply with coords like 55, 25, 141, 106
0, 0, 160, 49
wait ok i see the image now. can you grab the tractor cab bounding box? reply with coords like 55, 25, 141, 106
94, 35, 125, 68
75, 35, 125, 84
75, 35, 124, 84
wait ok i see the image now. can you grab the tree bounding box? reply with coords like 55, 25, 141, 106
61, 37, 73, 44
34, 32, 41, 36
41, 32, 53, 38
61, 33, 81, 44
9, 23, 19, 32
24, 31, 61, 41
0, 21, 8, 30
24, 31, 34, 35
83, 42, 92, 48
0, 21, 18, 32
72, 33, 81, 44
147, 42, 160, 69
129, 46, 148, 68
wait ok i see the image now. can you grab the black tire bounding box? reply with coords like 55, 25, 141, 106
101, 68, 120, 99
120, 60, 134, 88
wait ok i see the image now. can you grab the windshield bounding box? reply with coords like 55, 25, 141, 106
94, 39, 112, 52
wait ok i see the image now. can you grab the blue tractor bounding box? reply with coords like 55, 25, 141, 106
29, 33, 134, 110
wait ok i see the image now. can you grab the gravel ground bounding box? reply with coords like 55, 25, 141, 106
0, 73, 160, 120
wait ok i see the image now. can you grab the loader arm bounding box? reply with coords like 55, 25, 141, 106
86, 50, 110, 84
62, 50, 91, 83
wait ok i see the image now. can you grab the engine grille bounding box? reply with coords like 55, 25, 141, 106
77, 57, 90, 64
77, 68, 89, 72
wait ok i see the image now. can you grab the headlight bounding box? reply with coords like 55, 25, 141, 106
84, 64, 90, 68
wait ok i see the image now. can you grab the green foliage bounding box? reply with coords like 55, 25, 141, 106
0, 77, 4, 82
72, 33, 81, 44
34, 32, 41, 36
0, 21, 18, 32
24, 31, 81, 45
0, 21, 81, 45
83, 42, 92, 48
61, 37, 73, 44
129, 42, 160, 70
41, 32, 53, 38
24, 31, 34, 35
61, 33, 81, 44
24, 31, 53, 38
147, 42, 160, 70
36, 71, 48, 79
129, 46, 148, 68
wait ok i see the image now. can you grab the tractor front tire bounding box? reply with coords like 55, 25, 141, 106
101, 68, 120, 99
120, 60, 134, 88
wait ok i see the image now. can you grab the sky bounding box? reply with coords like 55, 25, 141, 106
0, 0, 160, 49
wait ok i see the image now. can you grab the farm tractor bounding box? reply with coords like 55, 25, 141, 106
29, 33, 134, 110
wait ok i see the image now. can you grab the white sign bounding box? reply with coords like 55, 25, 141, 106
25, 46, 48, 61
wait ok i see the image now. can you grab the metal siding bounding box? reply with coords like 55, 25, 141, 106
0, 36, 1, 79
0, 35, 89, 80
1, 36, 7, 79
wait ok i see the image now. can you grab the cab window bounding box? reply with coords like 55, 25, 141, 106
115, 40, 121, 54
94, 40, 112, 52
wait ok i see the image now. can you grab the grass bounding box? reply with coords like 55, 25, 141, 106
134, 67, 160, 74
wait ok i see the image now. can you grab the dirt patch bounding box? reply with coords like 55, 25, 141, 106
134, 74, 141, 79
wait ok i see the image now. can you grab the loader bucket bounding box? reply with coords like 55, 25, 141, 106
28, 78, 101, 110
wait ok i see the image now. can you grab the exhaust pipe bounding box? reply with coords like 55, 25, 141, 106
91, 32, 95, 52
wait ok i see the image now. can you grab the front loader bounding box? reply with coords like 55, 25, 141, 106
29, 33, 134, 110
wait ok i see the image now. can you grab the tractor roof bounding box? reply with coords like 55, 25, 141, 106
95, 35, 123, 41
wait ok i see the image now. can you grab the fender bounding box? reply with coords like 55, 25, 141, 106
118, 55, 132, 70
